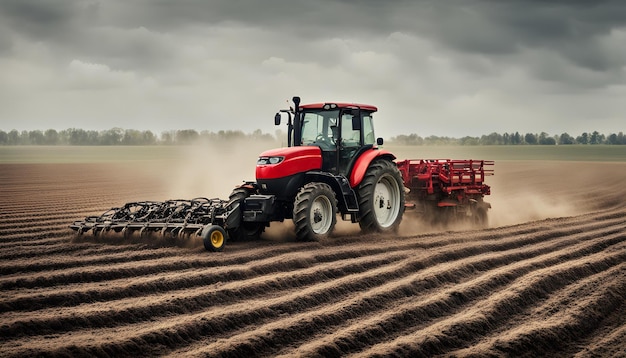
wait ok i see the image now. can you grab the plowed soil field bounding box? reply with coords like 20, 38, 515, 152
1, 157, 625, 357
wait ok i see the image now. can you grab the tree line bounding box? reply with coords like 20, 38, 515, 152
1, 128, 625, 146
0, 128, 277, 145
390, 131, 626, 145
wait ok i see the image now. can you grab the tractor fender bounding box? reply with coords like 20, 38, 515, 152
349, 149, 396, 187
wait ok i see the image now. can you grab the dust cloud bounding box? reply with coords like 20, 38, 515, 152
486, 161, 588, 227
487, 190, 579, 227
263, 221, 297, 241
162, 139, 278, 199
262, 217, 362, 242
397, 161, 616, 235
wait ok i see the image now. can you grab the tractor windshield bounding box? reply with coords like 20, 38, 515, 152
300, 109, 340, 148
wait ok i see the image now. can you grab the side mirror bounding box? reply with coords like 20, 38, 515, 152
274, 113, 281, 125
377, 137, 384, 145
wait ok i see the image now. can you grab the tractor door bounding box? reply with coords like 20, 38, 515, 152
337, 110, 376, 176
300, 110, 339, 172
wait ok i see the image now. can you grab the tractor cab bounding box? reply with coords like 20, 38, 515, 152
275, 98, 381, 176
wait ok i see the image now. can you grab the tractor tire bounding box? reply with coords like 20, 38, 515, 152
226, 187, 264, 241
293, 182, 338, 241
357, 159, 405, 233
202, 225, 226, 252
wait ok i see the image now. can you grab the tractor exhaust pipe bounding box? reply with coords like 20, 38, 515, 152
292, 96, 301, 147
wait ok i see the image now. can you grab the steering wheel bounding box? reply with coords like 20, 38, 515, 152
315, 134, 335, 150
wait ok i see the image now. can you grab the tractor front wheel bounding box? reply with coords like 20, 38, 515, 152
293, 182, 338, 241
358, 159, 405, 233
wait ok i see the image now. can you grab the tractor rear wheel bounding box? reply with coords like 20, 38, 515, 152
226, 187, 265, 241
293, 182, 337, 241
357, 159, 405, 233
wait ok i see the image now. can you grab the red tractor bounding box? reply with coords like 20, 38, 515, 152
226, 96, 492, 243
71, 96, 492, 251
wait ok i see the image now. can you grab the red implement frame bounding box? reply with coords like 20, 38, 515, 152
396, 159, 494, 204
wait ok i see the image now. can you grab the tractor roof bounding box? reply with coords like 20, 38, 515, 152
300, 102, 378, 112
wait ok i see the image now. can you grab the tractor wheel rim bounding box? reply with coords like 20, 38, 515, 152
374, 174, 401, 228
310, 195, 332, 234
211, 231, 224, 247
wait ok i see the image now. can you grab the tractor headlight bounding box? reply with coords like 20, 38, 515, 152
269, 156, 283, 164
257, 156, 284, 165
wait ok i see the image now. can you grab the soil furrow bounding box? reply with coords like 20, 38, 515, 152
348, 246, 626, 357
572, 322, 626, 358
0, 248, 180, 275
7, 220, 616, 338
5, 227, 623, 357
1, 215, 623, 315
2, 213, 621, 312
448, 263, 626, 357
3, 213, 621, 275
0, 242, 153, 260
0, 247, 413, 313
185, 234, 626, 357
0, 252, 407, 339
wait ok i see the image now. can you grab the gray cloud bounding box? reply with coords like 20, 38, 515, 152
0, 0, 624, 137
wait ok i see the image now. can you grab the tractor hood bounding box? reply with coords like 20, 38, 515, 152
256, 146, 322, 180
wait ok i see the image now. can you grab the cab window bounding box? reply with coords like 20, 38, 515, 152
341, 113, 361, 148
363, 114, 375, 145
301, 110, 339, 145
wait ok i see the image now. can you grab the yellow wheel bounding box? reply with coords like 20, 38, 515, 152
202, 225, 227, 252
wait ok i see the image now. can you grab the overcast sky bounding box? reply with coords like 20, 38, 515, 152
1, 0, 625, 138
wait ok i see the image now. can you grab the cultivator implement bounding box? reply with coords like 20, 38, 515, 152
70, 197, 237, 251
